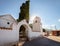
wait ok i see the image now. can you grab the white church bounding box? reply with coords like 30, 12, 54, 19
0, 14, 43, 46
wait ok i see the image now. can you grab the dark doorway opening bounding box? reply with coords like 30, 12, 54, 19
19, 25, 28, 41
57, 31, 60, 36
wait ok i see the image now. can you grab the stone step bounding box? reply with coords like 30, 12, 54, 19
19, 34, 23, 36
19, 34, 26, 36
19, 38, 27, 41
19, 32, 23, 34
19, 36, 27, 38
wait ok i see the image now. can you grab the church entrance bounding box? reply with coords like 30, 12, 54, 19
19, 25, 28, 41
17, 20, 31, 41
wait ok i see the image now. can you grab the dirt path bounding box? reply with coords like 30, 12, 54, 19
46, 36, 60, 42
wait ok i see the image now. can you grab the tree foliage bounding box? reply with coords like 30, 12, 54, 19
17, 0, 30, 23
43, 28, 46, 32
17, 0, 30, 34
29, 24, 32, 28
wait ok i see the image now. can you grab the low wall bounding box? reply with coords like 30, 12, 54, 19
0, 23, 19, 45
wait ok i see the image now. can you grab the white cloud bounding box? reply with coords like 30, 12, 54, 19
58, 19, 60, 22
29, 14, 40, 24
51, 24, 55, 27
50, 24, 57, 30
29, 15, 36, 24
42, 24, 56, 30
42, 25, 51, 29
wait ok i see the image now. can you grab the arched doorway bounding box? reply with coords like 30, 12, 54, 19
17, 20, 30, 41
17, 20, 33, 41
19, 25, 28, 41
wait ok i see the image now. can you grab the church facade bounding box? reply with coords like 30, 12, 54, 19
33, 16, 42, 32
0, 14, 43, 45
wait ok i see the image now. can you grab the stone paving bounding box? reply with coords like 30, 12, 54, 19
22, 37, 60, 46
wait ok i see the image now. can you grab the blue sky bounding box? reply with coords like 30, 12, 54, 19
0, 0, 60, 30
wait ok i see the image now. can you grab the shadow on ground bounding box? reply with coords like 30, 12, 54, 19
22, 37, 60, 46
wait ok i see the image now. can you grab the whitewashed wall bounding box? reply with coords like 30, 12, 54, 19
33, 23, 41, 31
0, 23, 19, 45
0, 19, 43, 45
0, 18, 13, 28
17, 20, 43, 40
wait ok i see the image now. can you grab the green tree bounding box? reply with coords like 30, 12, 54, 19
17, 0, 30, 38
29, 24, 32, 28
17, 0, 30, 23
43, 28, 46, 32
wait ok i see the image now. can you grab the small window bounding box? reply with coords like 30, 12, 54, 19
35, 20, 37, 23
7, 22, 10, 24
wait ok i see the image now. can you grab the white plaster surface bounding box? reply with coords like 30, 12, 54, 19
17, 20, 43, 40
0, 15, 43, 45
0, 23, 18, 45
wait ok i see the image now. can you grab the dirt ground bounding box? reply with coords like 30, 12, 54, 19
46, 36, 60, 42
